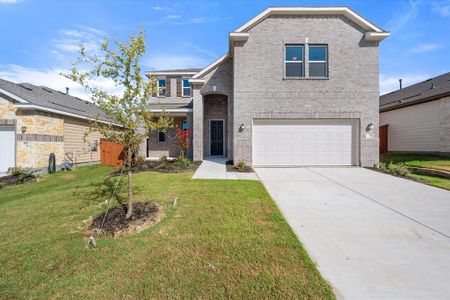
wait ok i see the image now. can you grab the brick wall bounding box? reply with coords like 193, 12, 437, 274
232, 14, 380, 167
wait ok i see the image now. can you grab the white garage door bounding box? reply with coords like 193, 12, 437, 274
253, 119, 358, 166
0, 126, 15, 172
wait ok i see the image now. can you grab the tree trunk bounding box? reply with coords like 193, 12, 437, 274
125, 149, 133, 219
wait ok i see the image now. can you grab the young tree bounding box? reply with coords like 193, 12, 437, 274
63, 30, 173, 219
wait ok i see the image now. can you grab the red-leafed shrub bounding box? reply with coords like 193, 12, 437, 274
177, 128, 192, 159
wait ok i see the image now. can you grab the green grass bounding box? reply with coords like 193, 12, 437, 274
381, 153, 450, 172
0, 165, 334, 299
409, 173, 450, 190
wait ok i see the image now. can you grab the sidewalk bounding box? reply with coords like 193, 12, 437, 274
192, 157, 258, 180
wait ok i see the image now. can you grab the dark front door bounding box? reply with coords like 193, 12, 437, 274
210, 120, 224, 156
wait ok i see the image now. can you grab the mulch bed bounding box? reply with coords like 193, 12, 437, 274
87, 202, 164, 237
225, 161, 254, 173
0, 174, 36, 188
110, 161, 201, 176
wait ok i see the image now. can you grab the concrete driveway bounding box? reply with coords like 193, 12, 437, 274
256, 167, 450, 300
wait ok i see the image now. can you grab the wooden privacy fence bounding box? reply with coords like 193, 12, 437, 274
100, 139, 125, 167
379, 124, 389, 154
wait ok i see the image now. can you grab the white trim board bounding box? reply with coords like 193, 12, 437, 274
234, 6, 386, 33
0, 88, 30, 103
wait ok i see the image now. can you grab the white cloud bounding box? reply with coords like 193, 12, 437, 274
150, 6, 164, 10
0, 64, 123, 100
51, 26, 106, 56
412, 43, 443, 53
144, 53, 210, 70
165, 15, 181, 20
0, 0, 21, 3
386, 0, 421, 33
379, 73, 431, 95
432, 0, 450, 16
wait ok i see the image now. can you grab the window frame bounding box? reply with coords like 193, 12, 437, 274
157, 77, 166, 97
157, 131, 166, 143
284, 44, 305, 78
182, 78, 191, 97
308, 44, 328, 78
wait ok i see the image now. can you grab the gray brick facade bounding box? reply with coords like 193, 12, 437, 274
146, 8, 386, 167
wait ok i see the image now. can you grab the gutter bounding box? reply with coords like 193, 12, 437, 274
380, 91, 450, 113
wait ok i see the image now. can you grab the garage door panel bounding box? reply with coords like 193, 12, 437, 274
0, 126, 15, 172
253, 119, 357, 166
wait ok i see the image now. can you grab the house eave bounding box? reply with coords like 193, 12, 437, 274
365, 32, 390, 41
380, 92, 450, 113
14, 103, 120, 126
234, 6, 387, 33
0, 88, 30, 103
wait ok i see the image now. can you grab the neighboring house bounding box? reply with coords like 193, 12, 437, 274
144, 6, 389, 167
0, 78, 114, 172
380, 72, 450, 155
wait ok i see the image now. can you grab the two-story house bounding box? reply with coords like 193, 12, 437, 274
144, 6, 389, 167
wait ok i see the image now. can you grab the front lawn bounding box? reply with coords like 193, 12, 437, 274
409, 174, 450, 190
381, 153, 450, 172
0, 165, 334, 299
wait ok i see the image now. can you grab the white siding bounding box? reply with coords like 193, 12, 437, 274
380, 100, 440, 152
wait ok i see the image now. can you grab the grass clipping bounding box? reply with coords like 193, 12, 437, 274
86, 202, 164, 237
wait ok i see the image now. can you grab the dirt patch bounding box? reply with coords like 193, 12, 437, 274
86, 202, 164, 237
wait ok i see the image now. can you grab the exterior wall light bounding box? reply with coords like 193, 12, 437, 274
21, 126, 27, 133
365, 123, 374, 139
239, 123, 245, 132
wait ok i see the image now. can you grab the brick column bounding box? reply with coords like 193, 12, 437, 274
192, 84, 204, 161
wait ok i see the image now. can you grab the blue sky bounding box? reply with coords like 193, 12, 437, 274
0, 0, 449, 98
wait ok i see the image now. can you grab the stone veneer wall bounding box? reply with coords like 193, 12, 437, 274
15, 110, 64, 168
0, 96, 64, 169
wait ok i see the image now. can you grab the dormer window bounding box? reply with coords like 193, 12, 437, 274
157, 77, 166, 97
182, 78, 191, 97
285, 44, 304, 78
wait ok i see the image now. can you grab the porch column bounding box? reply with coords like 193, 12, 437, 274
192, 82, 204, 161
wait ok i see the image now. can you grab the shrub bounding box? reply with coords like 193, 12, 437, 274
379, 162, 410, 176
158, 156, 168, 165
8, 167, 35, 182
235, 161, 246, 172
134, 155, 146, 168
176, 158, 190, 167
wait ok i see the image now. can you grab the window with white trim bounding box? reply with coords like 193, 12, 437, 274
182, 79, 191, 97
285, 44, 304, 77
309, 45, 328, 77
158, 131, 166, 142
157, 78, 166, 97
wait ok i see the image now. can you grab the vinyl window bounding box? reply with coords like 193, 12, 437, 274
157, 78, 166, 97
182, 79, 191, 97
158, 131, 166, 143
285, 45, 304, 77
309, 45, 328, 77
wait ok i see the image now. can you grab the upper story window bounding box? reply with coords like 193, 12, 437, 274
182, 79, 191, 97
157, 77, 166, 97
182, 120, 188, 131
309, 45, 328, 77
285, 44, 304, 78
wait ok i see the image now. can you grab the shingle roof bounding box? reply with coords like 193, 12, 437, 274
380, 72, 450, 112
0, 78, 114, 123
148, 102, 193, 110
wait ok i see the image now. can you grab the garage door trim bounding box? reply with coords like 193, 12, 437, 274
252, 118, 360, 167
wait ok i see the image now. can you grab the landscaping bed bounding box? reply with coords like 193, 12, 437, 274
87, 202, 163, 237
0, 168, 36, 188
110, 160, 201, 176
225, 160, 254, 173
